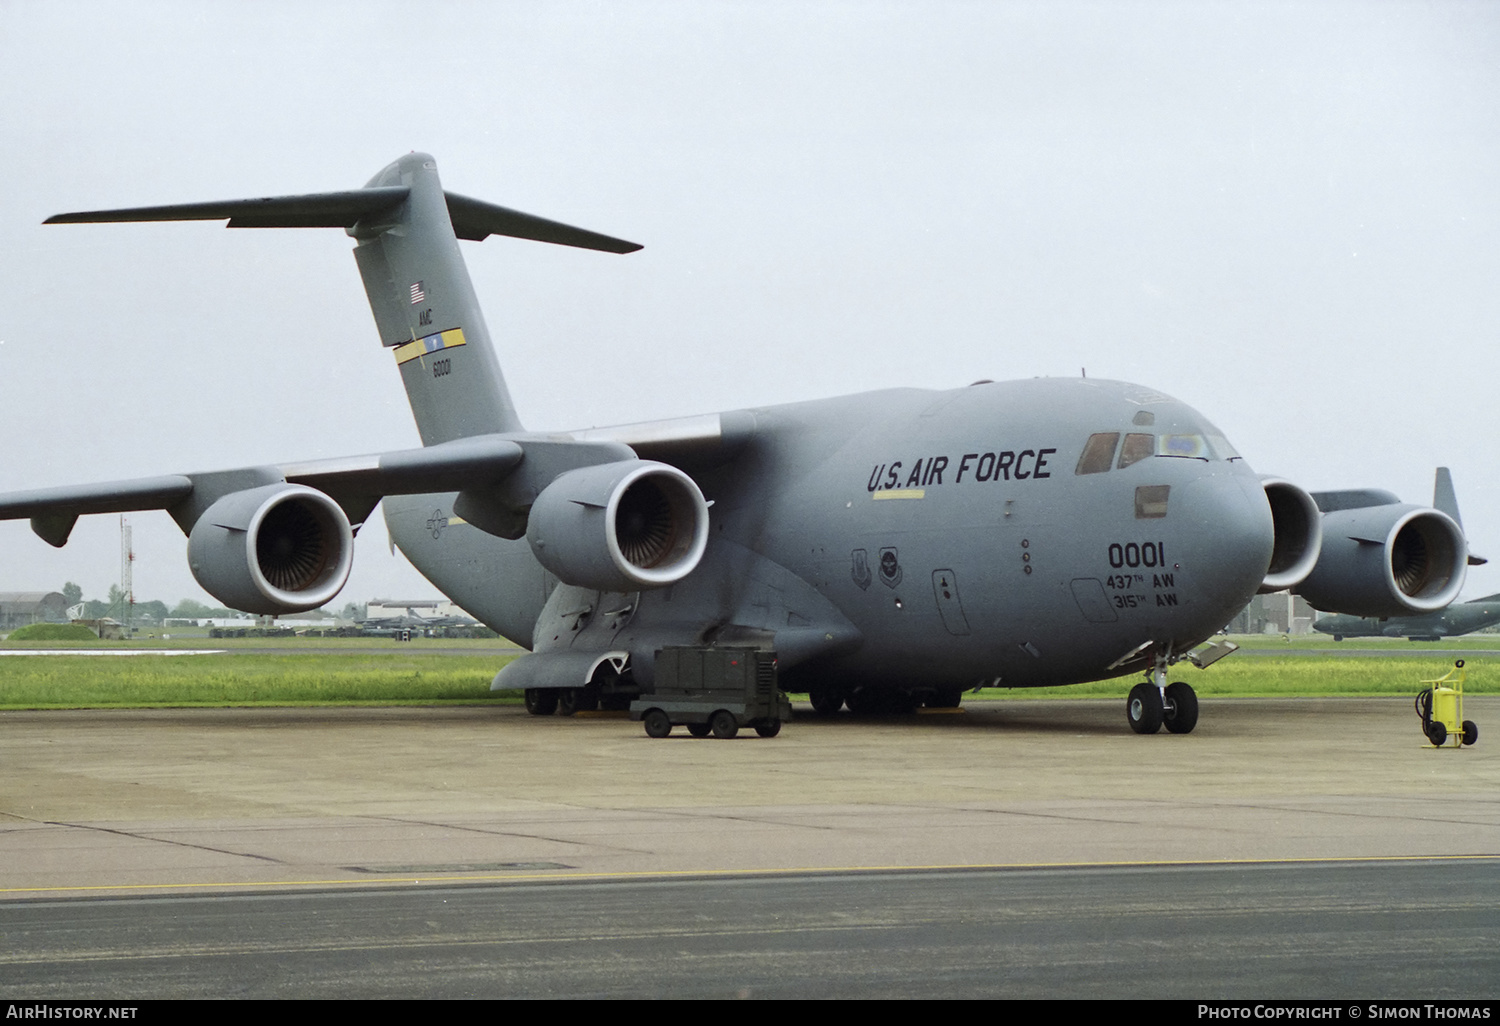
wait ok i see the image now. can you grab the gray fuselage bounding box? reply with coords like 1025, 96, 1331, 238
386, 376, 1275, 691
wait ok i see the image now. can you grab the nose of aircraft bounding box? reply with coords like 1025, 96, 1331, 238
1167, 467, 1276, 637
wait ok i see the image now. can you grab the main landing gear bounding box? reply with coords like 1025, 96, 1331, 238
1127, 658, 1198, 735
524, 686, 632, 716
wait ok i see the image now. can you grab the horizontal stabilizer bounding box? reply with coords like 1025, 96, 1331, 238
47, 189, 642, 253
45, 188, 411, 229
445, 192, 641, 252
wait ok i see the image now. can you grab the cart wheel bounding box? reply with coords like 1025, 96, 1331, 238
1427, 720, 1448, 746
1127, 682, 1163, 735
686, 722, 712, 738
710, 710, 739, 739
754, 720, 782, 738
643, 709, 672, 738
1462, 720, 1479, 747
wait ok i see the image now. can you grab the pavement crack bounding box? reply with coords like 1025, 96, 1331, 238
45, 821, 285, 863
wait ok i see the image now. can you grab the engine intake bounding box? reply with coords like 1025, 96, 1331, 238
187, 484, 354, 614
527, 460, 709, 592
1297, 504, 1467, 617
1258, 477, 1322, 593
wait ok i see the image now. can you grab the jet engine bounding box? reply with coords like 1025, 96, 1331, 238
526, 459, 710, 592
187, 484, 354, 614
1258, 477, 1323, 593
1296, 504, 1467, 618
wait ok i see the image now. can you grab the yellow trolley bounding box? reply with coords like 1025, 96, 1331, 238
1416, 660, 1479, 748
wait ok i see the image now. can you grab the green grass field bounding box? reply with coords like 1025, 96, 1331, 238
0, 634, 1491, 709
0, 649, 524, 708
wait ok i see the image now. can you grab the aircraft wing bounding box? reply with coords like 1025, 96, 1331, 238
0, 433, 531, 547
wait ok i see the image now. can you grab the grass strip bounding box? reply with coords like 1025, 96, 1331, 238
0, 652, 522, 709
0, 645, 1486, 709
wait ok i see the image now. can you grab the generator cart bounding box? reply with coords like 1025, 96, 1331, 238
630, 646, 789, 739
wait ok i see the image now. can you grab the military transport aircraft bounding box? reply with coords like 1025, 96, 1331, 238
1315, 594, 1500, 642
0, 154, 1479, 734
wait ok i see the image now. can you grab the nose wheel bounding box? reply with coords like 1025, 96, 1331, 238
1127, 682, 1163, 734
1127, 661, 1198, 735
1163, 681, 1198, 734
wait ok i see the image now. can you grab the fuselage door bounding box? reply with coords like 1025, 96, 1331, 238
932, 569, 971, 636
1071, 577, 1119, 623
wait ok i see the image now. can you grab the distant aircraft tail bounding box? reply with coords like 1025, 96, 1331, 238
1433, 466, 1488, 566
1434, 467, 1463, 528
46, 152, 641, 446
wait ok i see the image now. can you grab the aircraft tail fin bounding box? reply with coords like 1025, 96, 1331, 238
47, 153, 641, 446
1432, 466, 1487, 565
1433, 467, 1462, 529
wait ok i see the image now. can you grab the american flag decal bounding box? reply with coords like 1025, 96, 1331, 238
409, 282, 426, 304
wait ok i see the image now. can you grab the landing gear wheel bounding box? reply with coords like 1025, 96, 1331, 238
524, 689, 558, 716
754, 720, 782, 738
1127, 682, 1163, 735
1163, 681, 1198, 735
891, 693, 919, 715
1428, 721, 1448, 746
643, 709, 672, 738
710, 710, 739, 739
927, 688, 962, 709
1462, 720, 1479, 746
687, 722, 712, 738
556, 689, 581, 716
809, 690, 844, 715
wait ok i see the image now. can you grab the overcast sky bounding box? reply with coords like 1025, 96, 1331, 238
2, 1, 1497, 609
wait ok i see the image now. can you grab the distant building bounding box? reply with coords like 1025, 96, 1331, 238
365, 598, 474, 621
1227, 592, 1317, 635
0, 592, 69, 631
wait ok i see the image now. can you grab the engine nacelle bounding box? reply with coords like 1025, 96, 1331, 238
187, 484, 354, 614
1297, 504, 1467, 617
1258, 477, 1323, 593
526, 460, 709, 592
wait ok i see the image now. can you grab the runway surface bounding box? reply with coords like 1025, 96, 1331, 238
3, 860, 1496, 999
2, 697, 1496, 997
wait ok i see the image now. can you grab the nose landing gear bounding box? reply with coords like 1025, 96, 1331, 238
1126, 651, 1201, 735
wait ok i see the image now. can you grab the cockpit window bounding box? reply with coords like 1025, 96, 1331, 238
1092, 425, 1243, 472
1207, 434, 1241, 460
1158, 433, 1210, 459
1075, 432, 1120, 475
1118, 433, 1155, 469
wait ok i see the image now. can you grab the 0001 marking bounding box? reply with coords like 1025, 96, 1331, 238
1108, 541, 1164, 569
